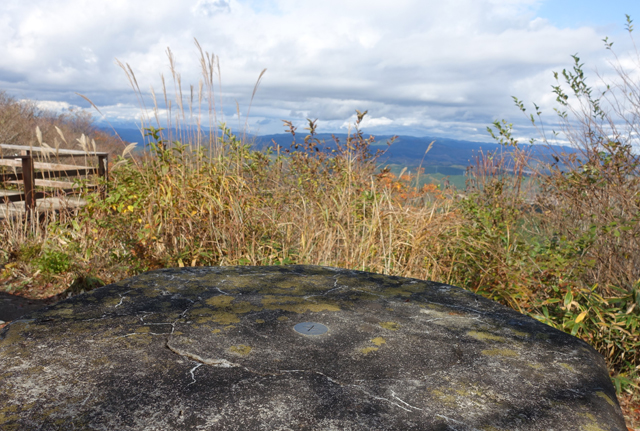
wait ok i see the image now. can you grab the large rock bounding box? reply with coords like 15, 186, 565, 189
0, 292, 52, 323
0, 266, 625, 430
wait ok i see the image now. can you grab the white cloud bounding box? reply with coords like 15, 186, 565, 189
193, 0, 231, 16
29, 100, 81, 112
0, 0, 633, 142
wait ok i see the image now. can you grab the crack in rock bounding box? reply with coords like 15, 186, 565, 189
113, 290, 133, 308
281, 369, 427, 415
166, 341, 240, 368
188, 363, 203, 385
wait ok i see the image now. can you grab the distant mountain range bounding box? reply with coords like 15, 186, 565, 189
252, 133, 577, 168
104, 127, 577, 169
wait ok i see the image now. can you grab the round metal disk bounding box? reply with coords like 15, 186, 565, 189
293, 322, 328, 335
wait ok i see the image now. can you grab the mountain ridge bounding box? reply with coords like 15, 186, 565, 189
103, 127, 577, 168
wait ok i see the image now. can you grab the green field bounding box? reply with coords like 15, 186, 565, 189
382, 163, 469, 190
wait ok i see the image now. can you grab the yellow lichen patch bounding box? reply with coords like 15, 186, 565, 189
203, 312, 240, 325
371, 337, 386, 346
0, 404, 19, 425
559, 363, 575, 373
136, 326, 151, 333
452, 381, 484, 398
453, 386, 486, 400
229, 301, 260, 315
90, 357, 110, 367
349, 292, 379, 301
261, 295, 340, 313
0, 321, 31, 347
430, 389, 457, 407
379, 321, 400, 331
528, 363, 544, 369
510, 329, 530, 338
273, 280, 304, 290
424, 303, 448, 312
104, 297, 125, 307
143, 289, 160, 298
223, 325, 236, 331
481, 349, 518, 357
23, 366, 45, 378
189, 305, 247, 325
467, 331, 505, 342
228, 344, 252, 356
382, 287, 412, 297
121, 333, 152, 346
212, 329, 221, 334
202, 297, 262, 322
285, 302, 340, 313
43, 307, 74, 317
361, 347, 379, 355
579, 413, 606, 431
595, 391, 615, 407
205, 295, 234, 307
277, 316, 289, 321
255, 319, 265, 324
213, 312, 241, 325
481, 427, 504, 431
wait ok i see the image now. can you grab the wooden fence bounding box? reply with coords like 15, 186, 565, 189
0, 144, 108, 218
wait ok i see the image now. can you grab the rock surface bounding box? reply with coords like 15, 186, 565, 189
0, 265, 625, 430
0, 292, 54, 323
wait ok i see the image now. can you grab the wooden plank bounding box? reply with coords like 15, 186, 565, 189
6, 179, 96, 188
2, 191, 38, 203
0, 159, 21, 167
0, 158, 94, 171
0, 169, 98, 183
0, 197, 87, 220
0, 144, 107, 156
0, 190, 90, 204
33, 161, 93, 171
34, 168, 97, 179
0, 204, 24, 220
35, 196, 87, 210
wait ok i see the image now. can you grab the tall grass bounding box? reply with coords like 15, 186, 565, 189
1, 32, 639, 401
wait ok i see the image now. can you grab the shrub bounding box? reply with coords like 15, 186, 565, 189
35, 250, 71, 275
480, 15, 640, 393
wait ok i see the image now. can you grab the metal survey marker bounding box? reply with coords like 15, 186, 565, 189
293, 322, 328, 335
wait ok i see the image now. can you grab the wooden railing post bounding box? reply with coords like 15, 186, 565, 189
20, 154, 35, 213
98, 154, 108, 199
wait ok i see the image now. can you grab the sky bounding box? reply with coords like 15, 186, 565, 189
0, 0, 638, 144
